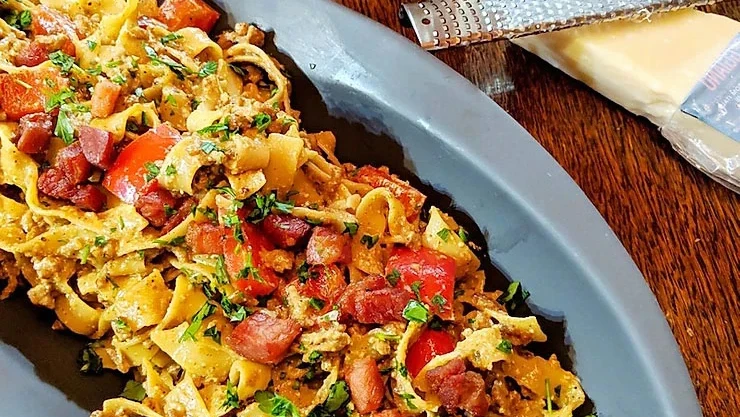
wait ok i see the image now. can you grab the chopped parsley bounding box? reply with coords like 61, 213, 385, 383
545, 378, 553, 412
112, 318, 129, 332
152, 235, 186, 246
179, 302, 216, 342
222, 380, 240, 410
86, 65, 102, 76
45, 89, 75, 112
121, 380, 146, 402
496, 339, 513, 354
5, 10, 32, 31
497, 281, 531, 313
457, 226, 469, 243
200, 140, 219, 154
49, 50, 76, 74
144, 162, 159, 181
396, 361, 409, 377
307, 381, 350, 417
296, 261, 314, 284
197, 119, 233, 140
373, 332, 401, 342
78, 344, 102, 374
214, 255, 230, 284
204, 325, 221, 344
111, 75, 126, 85
360, 234, 379, 249
307, 351, 322, 363
165, 164, 177, 176
106, 60, 123, 68
410, 281, 421, 299
198, 61, 218, 78
437, 228, 451, 242
164, 204, 177, 217
399, 393, 418, 410
223, 212, 245, 244
386, 269, 401, 286
144, 45, 192, 78
306, 218, 323, 226
431, 294, 447, 307
252, 113, 272, 132
165, 94, 177, 106
236, 251, 262, 282
198, 207, 218, 222
86, 40, 98, 51
247, 191, 294, 223
342, 221, 358, 236
160, 32, 184, 44
55, 109, 75, 145
402, 300, 428, 323
220, 296, 249, 322
80, 245, 91, 265
308, 298, 325, 310
94, 236, 108, 247
254, 391, 301, 417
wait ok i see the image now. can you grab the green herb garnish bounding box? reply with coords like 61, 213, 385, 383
121, 380, 146, 402
402, 300, 428, 323
179, 302, 216, 342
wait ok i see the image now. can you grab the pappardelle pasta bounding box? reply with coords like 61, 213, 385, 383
0, 1, 587, 417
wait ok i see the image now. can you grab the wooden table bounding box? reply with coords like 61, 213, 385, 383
338, 1, 740, 415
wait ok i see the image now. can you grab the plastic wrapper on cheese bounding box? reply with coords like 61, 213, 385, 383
514, 9, 740, 193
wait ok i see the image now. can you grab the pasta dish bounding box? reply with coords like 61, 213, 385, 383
0, 1, 588, 416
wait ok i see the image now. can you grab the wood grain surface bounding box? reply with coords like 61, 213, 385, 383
336, 1, 740, 415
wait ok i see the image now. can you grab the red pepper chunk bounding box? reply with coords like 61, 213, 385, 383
225, 223, 281, 297
405, 329, 456, 377
102, 125, 181, 204
300, 264, 347, 308
353, 166, 426, 220
0, 68, 67, 121
386, 246, 456, 320
159, 0, 220, 32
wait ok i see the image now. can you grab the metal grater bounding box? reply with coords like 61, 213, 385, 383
401, 0, 717, 50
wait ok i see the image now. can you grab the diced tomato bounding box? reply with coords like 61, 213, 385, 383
225, 223, 281, 297
346, 357, 385, 414
405, 329, 457, 378
338, 275, 413, 324
31, 5, 81, 38
186, 222, 229, 255
30, 5, 79, 58
15, 42, 49, 67
386, 246, 456, 320
261, 214, 312, 248
353, 166, 426, 220
158, 0, 220, 32
0, 68, 67, 121
77, 125, 116, 169
227, 311, 301, 365
90, 79, 122, 118
306, 226, 351, 265
300, 264, 347, 307
102, 124, 181, 204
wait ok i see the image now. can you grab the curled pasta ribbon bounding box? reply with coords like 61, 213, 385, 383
163, 375, 211, 417
468, 293, 547, 343
352, 188, 416, 274
225, 42, 290, 111
229, 359, 272, 401
100, 398, 163, 417
91, 103, 161, 141
422, 207, 480, 278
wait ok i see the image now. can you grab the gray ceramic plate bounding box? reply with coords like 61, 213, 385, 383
0, 1, 701, 416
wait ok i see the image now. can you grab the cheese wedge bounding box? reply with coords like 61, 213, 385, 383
513, 9, 740, 127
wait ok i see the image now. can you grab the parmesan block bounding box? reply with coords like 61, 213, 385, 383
514, 10, 740, 192
513, 9, 740, 127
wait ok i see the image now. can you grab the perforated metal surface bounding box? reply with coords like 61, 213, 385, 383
401, 0, 716, 50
